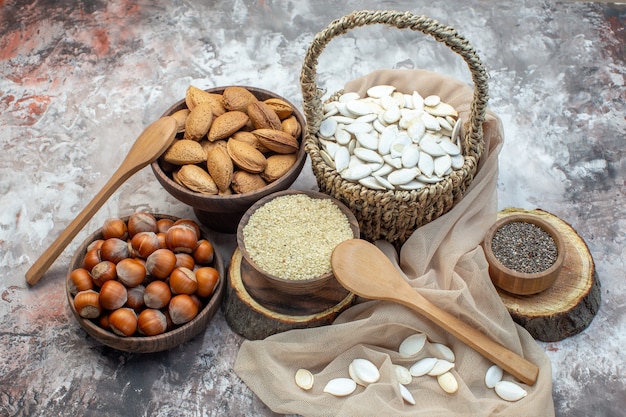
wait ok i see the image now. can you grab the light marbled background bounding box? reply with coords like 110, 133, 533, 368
0, 1, 624, 416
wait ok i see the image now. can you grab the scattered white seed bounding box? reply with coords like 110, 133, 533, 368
427, 359, 455, 376
323, 378, 357, 397
437, 371, 459, 394
494, 380, 528, 402
399, 383, 416, 405
409, 357, 438, 377
393, 364, 413, 385
295, 368, 314, 390
485, 365, 504, 389
431, 343, 456, 362
398, 333, 427, 356
349, 359, 380, 385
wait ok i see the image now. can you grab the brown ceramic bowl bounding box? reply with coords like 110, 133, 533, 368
236, 189, 359, 303
66, 214, 225, 353
483, 213, 566, 295
151, 86, 307, 233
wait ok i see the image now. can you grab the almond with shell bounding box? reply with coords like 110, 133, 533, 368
261, 153, 297, 182
184, 102, 213, 141
184, 85, 226, 117
208, 111, 249, 142
263, 98, 294, 120
253, 128, 299, 154
222, 86, 258, 113
176, 164, 219, 194
231, 131, 270, 153
170, 109, 190, 133
226, 139, 267, 173
281, 115, 302, 139
206, 145, 234, 193
162, 140, 207, 165
247, 101, 282, 130
231, 171, 267, 194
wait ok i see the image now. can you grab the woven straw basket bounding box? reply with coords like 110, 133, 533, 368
300, 10, 489, 244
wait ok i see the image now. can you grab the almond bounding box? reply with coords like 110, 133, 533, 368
222, 86, 258, 113
227, 139, 267, 173
263, 98, 294, 120
171, 109, 190, 133
231, 171, 267, 194
252, 129, 299, 154
185, 85, 208, 109
208, 111, 249, 142
247, 101, 282, 130
206, 145, 233, 192
162, 139, 207, 165
231, 131, 270, 153
200, 139, 227, 156
281, 115, 302, 139
176, 165, 218, 194
261, 153, 297, 182
184, 102, 213, 141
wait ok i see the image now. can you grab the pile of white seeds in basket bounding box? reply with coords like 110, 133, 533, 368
242, 194, 353, 280
317, 84, 464, 190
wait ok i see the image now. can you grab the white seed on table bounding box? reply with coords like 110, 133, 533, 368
341, 164, 372, 181
388, 168, 419, 185
335, 128, 351, 145
424, 94, 441, 107
295, 368, 315, 390
348, 363, 367, 386
350, 359, 380, 384
451, 154, 464, 169
334, 147, 350, 172
494, 380, 527, 402
409, 357, 438, 377
485, 364, 503, 389
419, 137, 447, 157
431, 342, 456, 362
418, 152, 434, 177
367, 84, 396, 98
434, 154, 452, 177
355, 132, 379, 150
427, 359, 455, 376
421, 112, 441, 131
339, 92, 361, 103
437, 372, 459, 394
399, 333, 427, 356
393, 364, 413, 385
323, 378, 357, 397
359, 176, 386, 190
319, 118, 338, 138
399, 383, 416, 405
374, 174, 395, 190
383, 154, 403, 169
401, 144, 420, 168
346, 99, 376, 116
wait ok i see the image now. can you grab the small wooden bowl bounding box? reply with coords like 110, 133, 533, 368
483, 213, 566, 295
151, 86, 307, 234
66, 214, 225, 353
236, 189, 359, 307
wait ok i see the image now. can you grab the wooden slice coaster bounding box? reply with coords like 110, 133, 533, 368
493, 208, 600, 342
223, 248, 355, 340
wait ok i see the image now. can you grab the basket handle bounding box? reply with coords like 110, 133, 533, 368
300, 10, 489, 161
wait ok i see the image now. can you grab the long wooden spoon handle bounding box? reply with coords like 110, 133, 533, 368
399, 291, 539, 385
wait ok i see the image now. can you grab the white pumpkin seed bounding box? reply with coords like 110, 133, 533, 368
367, 84, 396, 98
388, 168, 419, 186
434, 154, 452, 177
331, 115, 359, 124
334, 128, 351, 145
355, 113, 378, 124
339, 92, 361, 103
485, 364, 503, 389
373, 118, 387, 133
359, 176, 386, 190
355, 132, 379, 150
323, 101, 338, 114
380, 95, 397, 110
383, 154, 403, 169
334, 147, 350, 172
393, 365, 413, 385
494, 380, 527, 402
398, 180, 426, 190
372, 163, 393, 177
382, 107, 401, 124
437, 116, 453, 131
437, 372, 459, 394
399, 383, 416, 405
323, 378, 357, 397
412, 91, 425, 113
421, 112, 441, 131
439, 138, 461, 156
341, 164, 372, 181
350, 359, 380, 384
431, 343, 456, 362
407, 118, 426, 142
418, 152, 434, 177
450, 154, 464, 169
373, 174, 395, 190
419, 138, 447, 157
295, 368, 314, 390
417, 174, 444, 184
344, 122, 373, 134
427, 359, 455, 376
423, 95, 441, 107
354, 147, 383, 164
320, 149, 335, 169
346, 99, 375, 116
399, 333, 427, 356
319, 118, 338, 138
409, 357, 438, 377
348, 363, 368, 386
425, 101, 458, 117
401, 144, 420, 168
392, 91, 406, 107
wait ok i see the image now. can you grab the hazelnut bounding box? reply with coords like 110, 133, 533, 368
195, 267, 219, 298
99, 280, 128, 310
168, 294, 199, 325
108, 307, 138, 337
145, 248, 177, 279
144, 280, 171, 309
116, 258, 146, 288
102, 218, 128, 240
169, 267, 198, 295
74, 290, 101, 319
137, 309, 168, 336
165, 225, 198, 254
127, 212, 158, 237
68, 268, 94, 295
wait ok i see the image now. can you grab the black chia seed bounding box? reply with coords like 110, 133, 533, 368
491, 221, 558, 274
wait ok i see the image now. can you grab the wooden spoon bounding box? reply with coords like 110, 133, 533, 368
331, 239, 539, 386
25, 116, 178, 286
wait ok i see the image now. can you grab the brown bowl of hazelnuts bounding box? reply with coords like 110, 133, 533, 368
66, 212, 224, 353
151, 85, 307, 234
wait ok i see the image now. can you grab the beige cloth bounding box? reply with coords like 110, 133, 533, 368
234, 69, 554, 416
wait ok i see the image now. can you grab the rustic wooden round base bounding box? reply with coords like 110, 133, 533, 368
493, 208, 600, 342
223, 248, 355, 340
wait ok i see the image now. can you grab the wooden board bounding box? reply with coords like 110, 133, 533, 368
494, 208, 600, 342
223, 248, 355, 340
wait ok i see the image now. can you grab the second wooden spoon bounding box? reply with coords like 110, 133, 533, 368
331, 239, 539, 386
